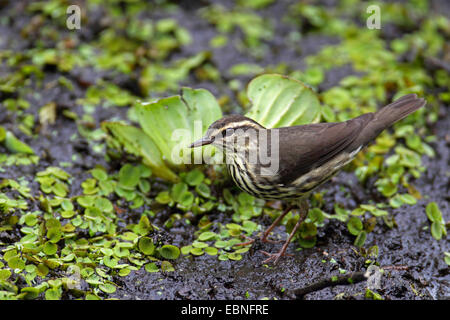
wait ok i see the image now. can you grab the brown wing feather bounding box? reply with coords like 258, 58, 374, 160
272, 113, 373, 184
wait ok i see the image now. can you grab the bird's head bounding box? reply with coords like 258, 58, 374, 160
189, 115, 265, 152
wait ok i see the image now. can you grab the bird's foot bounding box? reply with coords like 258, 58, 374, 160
260, 250, 293, 264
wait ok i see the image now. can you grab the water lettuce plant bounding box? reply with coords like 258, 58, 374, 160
103, 87, 222, 182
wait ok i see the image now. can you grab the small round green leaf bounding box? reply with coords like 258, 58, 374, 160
198, 231, 217, 241
138, 237, 155, 255
159, 245, 180, 260
204, 247, 218, 256
144, 263, 159, 273
426, 202, 442, 223
185, 169, 204, 186
347, 217, 363, 236
43, 242, 58, 255
99, 283, 116, 294
354, 231, 367, 247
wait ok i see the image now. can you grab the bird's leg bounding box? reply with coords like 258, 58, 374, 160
260, 205, 293, 243
236, 205, 293, 246
261, 200, 309, 264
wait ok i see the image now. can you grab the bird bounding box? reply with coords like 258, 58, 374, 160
189, 93, 426, 264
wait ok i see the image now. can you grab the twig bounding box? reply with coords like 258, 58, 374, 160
289, 265, 410, 299
290, 271, 368, 299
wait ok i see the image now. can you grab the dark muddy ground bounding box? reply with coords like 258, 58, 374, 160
112, 109, 449, 300
0, 0, 449, 300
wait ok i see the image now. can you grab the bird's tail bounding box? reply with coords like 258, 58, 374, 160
355, 94, 426, 147
374, 93, 426, 129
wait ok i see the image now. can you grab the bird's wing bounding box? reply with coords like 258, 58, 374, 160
273, 113, 373, 184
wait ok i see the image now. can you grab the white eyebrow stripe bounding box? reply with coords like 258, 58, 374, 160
211, 121, 261, 134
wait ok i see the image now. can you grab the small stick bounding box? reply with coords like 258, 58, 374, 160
290, 271, 368, 299
289, 265, 409, 299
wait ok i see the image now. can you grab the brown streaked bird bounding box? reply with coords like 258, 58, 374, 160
190, 94, 426, 264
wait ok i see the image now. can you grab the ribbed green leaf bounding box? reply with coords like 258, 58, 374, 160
246, 74, 321, 128
101, 122, 178, 183
136, 87, 222, 168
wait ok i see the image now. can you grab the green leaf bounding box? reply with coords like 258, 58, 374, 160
45, 287, 61, 300
431, 221, 443, 240
118, 164, 141, 190
46, 228, 62, 243
36, 263, 49, 277
138, 237, 155, 255
351, 207, 366, 216
444, 252, 450, 266
91, 168, 108, 181
136, 87, 222, 168
321, 104, 336, 122
94, 197, 113, 213
192, 241, 208, 249
43, 242, 58, 255
365, 288, 383, 300
4, 131, 34, 154
102, 122, 178, 183
190, 247, 204, 256
354, 231, 367, 247
185, 169, 204, 186
298, 222, 317, 238
198, 231, 217, 241
195, 183, 211, 198
0, 269, 12, 281
298, 237, 316, 248
223, 189, 235, 205
24, 214, 38, 226
399, 194, 417, 205
178, 191, 194, 208
52, 182, 68, 197
347, 217, 363, 236
426, 202, 442, 222
181, 245, 192, 255
229, 63, 264, 76
214, 240, 228, 248
204, 247, 218, 256
171, 182, 188, 203
242, 220, 259, 234
161, 261, 175, 272
308, 208, 325, 223
246, 74, 321, 128
155, 191, 171, 204
159, 245, 180, 260
103, 256, 118, 268
118, 268, 131, 277
144, 263, 159, 273
20, 287, 40, 299
0, 126, 6, 142
61, 199, 74, 211
228, 252, 242, 261
99, 283, 116, 294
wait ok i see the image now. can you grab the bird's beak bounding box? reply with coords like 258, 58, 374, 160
189, 137, 214, 148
